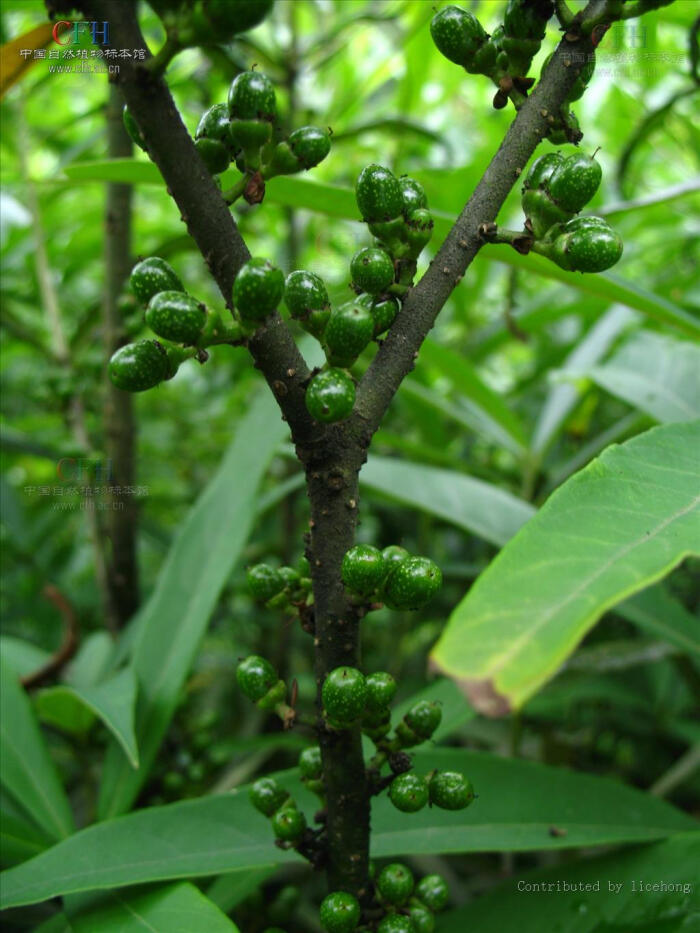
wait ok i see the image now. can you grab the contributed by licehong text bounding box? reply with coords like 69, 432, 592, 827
516, 879, 693, 895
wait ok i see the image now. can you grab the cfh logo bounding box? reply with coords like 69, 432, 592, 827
57, 458, 113, 482
52, 21, 110, 46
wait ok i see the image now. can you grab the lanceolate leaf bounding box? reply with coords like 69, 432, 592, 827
431, 422, 700, 716
1, 749, 694, 909
440, 833, 700, 933
616, 584, 700, 659
0, 659, 74, 841
97, 389, 290, 819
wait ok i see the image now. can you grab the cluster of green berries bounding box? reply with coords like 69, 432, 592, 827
249, 774, 308, 845
523, 151, 623, 273
342, 544, 442, 611
247, 556, 312, 608
236, 655, 288, 711
319, 869, 450, 933
147, 0, 274, 53
108, 256, 242, 392
389, 768, 475, 815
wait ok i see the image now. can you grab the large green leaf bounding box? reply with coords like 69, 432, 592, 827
68, 883, 239, 932
0, 636, 50, 678
440, 833, 700, 933
98, 388, 290, 819
431, 422, 700, 715
2, 748, 694, 909
36, 667, 139, 768
361, 456, 534, 547
565, 331, 700, 424
616, 584, 700, 659
0, 812, 53, 868
0, 659, 74, 841
59, 165, 699, 338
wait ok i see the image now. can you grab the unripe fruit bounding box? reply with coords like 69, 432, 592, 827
123, 105, 146, 151
196, 102, 232, 145
546, 152, 602, 213
145, 291, 206, 344
356, 164, 403, 223
325, 301, 374, 366
247, 564, 285, 602
388, 772, 429, 813
415, 875, 449, 912
233, 257, 284, 323
521, 188, 572, 239
384, 557, 442, 611
568, 53, 596, 102
288, 125, 331, 169
322, 667, 367, 724
108, 339, 169, 392
430, 6, 488, 68
130, 257, 184, 305
377, 863, 414, 905
284, 270, 330, 337
319, 891, 361, 933
365, 672, 397, 712
550, 216, 623, 273
405, 208, 434, 258
428, 771, 475, 810
503, 0, 549, 42
249, 776, 289, 816
271, 806, 306, 842
377, 915, 415, 933
228, 70, 276, 121
350, 247, 395, 296
195, 137, 230, 174
409, 905, 435, 933
357, 294, 399, 337
382, 545, 409, 570
299, 746, 323, 780
305, 368, 356, 423
203, 0, 274, 34
399, 176, 428, 214
236, 655, 278, 702
404, 700, 442, 739
341, 544, 385, 596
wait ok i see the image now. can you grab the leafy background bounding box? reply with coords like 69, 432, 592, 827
0, 0, 698, 930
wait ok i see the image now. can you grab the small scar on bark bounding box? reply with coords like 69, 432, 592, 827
286, 368, 296, 378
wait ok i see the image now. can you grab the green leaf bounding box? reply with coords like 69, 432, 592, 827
566, 331, 700, 424
69, 883, 239, 932
616, 584, 700, 659
0, 636, 51, 678
439, 833, 700, 933
0, 811, 53, 868
206, 868, 274, 914
361, 456, 534, 547
98, 388, 290, 820
431, 422, 700, 715
2, 749, 694, 909
58, 166, 699, 337
0, 658, 74, 841
36, 667, 139, 768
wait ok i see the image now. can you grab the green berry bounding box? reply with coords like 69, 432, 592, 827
299, 746, 323, 780
405, 208, 434, 258
108, 339, 169, 392
228, 70, 276, 121
271, 806, 306, 843
284, 270, 330, 337
350, 247, 395, 296
504, 0, 550, 41
415, 875, 449, 912
388, 772, 429, 813
257, 678, 287, 710
409, 905, 435, 933
288, 125, 331, 169
404, 700, 442, 739
123, 105, 146, 151
195, 102, 232, 145
325, 300, 374, 367
521, 187, 572, 239
233, 257, 284, 323
322, 667, 367, 724
550, 216, 623, 273
546, 151, 602, 213
365, 672, 397, 712
399, 176, 428, 214
195, 137, 230, 174
130, 257, 184, 305
145, 291, 206, 344
357, 294, 399, 337
305, 368, 356, 423
428, 771, 475, 810
247, 564, 285, 602
341, 544, 385, 596
568, 53, 596, 102
203, 0, 274, 34
356, 164, 403, 223
381, 545, 409, 570
523, 152, 565, 192
319, 892, 361, 933
430, 6, 488, 69
377, 915, 415, 933
236, 655, 278, 702
384, 556, 442, 611
377, 863, 414, 905
249, 776, 289, 816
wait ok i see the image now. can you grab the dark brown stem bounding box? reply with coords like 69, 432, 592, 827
22, 585, 79, 690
